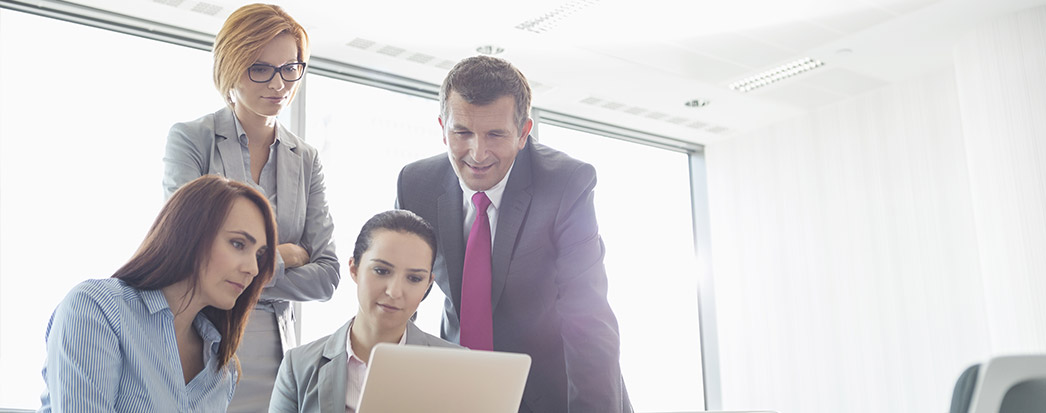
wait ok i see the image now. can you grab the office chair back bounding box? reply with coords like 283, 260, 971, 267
954, 354, 1046, 413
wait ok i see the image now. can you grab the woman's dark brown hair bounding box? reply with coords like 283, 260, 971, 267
112, 175, 277, 372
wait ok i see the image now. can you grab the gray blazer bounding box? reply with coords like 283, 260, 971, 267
268, 319, 459, 413
163, 106, 340, 349
396, 139, 632, 412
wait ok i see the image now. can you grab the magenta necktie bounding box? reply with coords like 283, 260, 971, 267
460, 192, 493, 350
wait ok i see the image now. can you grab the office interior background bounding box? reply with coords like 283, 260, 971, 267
1, 0, 1044, 411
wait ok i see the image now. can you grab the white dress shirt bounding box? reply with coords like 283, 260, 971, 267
459, 161, 516, 246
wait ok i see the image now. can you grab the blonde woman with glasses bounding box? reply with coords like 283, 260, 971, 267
162, 4, 339, 411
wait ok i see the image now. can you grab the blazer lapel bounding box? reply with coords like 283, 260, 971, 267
491, 139, 533, 312
274, 124, 302, 241
404, 322, 430, 346
318, 321, 351, 413
437, 170, 466, 314
213, 107, 248, 183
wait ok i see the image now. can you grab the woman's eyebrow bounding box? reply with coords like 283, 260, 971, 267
227, 230, 257, 245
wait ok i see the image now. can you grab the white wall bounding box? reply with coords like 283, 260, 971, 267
703, 6, 1046, 413
953, 5, 1046, 354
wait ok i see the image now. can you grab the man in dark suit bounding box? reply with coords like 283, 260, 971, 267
396, 56, 632, 412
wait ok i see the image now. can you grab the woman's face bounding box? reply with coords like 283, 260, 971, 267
231, 33, 300, 120
197, 196, 268, 310
350, 230, 435, 331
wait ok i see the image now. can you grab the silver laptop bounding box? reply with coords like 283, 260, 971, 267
357, 343, 532, 413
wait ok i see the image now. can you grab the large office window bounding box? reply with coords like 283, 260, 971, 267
297, 73, 448, 341
1, 8, 704, 412
540, 125, 704, 412
0, 9, 224, 408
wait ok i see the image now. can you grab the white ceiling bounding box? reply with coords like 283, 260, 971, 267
62, 0, 1046, 145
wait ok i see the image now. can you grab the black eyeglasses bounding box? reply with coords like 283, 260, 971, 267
247, 62, 306, 83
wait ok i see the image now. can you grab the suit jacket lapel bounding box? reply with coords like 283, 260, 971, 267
274, 124, 302, 240
437, 169, 466, 314
491, 139, 533, 312
319, 321, 351, 413
405, 322, 432, 346
213, 107, 248, 183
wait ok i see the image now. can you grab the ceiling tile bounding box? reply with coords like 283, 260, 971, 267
676, 32, 795, 69
582, 43, 750, 84
865, 0, 942, 15
810, 5, 896, 33
756, 82, 847, 109
792, 67, 890, 96
743, 20, 843, 53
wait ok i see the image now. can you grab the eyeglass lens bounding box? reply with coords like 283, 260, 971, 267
248, 63, 304, 82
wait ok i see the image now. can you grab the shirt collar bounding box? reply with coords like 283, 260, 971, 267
345, 316, 408, 363
194, 313, 224, 355
459, 160, 515, 212
140, 287, 171, 315
140, 287, 223, 352
233, 114, 282, 148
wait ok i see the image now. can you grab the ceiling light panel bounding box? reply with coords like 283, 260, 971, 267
515, 0, 601, 34
729, 58, 826, 93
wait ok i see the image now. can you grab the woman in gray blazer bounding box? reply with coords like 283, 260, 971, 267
162, 5, 339, 411
269, 210, 459, 412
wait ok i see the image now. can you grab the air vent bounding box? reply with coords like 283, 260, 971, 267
407, 53, 435, 64
340, 41, 554, 93
347, 38, 376, 50
190, 1, 222, 16
579, 96, 729, 134
377, 45, 405, 57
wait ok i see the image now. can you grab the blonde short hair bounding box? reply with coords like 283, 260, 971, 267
213, 4, 310, 106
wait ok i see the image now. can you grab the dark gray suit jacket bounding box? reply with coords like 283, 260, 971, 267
268, 319, 459, 412
396, 139, 632, 412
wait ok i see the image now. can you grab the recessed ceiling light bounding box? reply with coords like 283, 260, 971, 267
729, 58, 826, 93
476, 45, 504, 55
515, 0, 602, 34
685, 99, 710, 108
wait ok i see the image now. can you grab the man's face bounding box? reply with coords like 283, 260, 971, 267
441, 91, 533, 191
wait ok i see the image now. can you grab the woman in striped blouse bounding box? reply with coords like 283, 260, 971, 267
39, 175, 277, 412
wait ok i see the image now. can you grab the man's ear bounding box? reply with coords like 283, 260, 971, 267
439, 117, 447, 145
517, 118, 534, 149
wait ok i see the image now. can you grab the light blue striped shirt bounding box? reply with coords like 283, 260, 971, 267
39, 278, 236, 412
